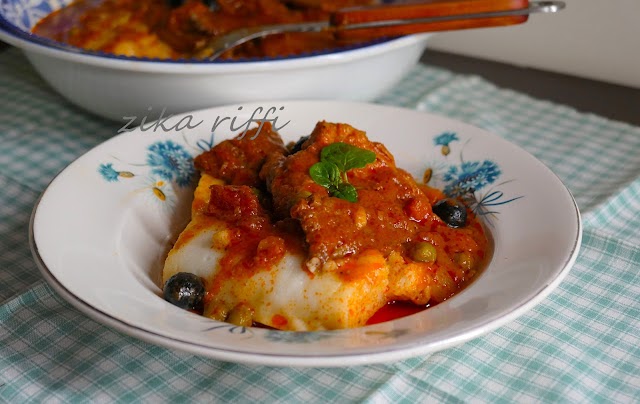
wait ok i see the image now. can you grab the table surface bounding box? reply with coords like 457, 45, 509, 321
1, 44, 639, 402
422, 50, 640, 127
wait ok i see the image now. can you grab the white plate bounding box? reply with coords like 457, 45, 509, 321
30, 101, 581, 367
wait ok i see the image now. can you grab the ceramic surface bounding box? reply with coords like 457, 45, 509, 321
30, 101, 582, 367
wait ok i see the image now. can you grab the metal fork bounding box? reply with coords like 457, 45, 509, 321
199, 1, 565, 61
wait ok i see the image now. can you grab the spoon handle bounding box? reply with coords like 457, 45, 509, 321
334, 0, 529, 24
332, 0, 534, 39
203, 1, 564, 60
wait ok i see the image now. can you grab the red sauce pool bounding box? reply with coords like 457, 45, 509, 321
366, 301, 430, 325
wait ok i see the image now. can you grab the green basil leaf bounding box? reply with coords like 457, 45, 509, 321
309, 161, 341, 188
310, 143, 374, 202
331, 183, 358, 203
321, 142, 376, 172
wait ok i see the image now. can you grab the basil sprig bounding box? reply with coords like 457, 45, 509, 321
309, 143, 376, 202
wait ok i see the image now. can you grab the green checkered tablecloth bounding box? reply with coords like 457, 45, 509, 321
1, 47, 639, 402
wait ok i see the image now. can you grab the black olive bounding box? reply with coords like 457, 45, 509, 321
433, 198, 468, 228
290, 136, 310, 154
163, 272, 205, 312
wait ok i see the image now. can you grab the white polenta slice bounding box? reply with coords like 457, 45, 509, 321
163, 173, 389, 331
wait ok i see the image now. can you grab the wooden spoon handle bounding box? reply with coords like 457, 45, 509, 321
332, 0, 529, 40
333, 0, 530, 24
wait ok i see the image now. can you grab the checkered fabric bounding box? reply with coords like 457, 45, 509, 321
1, 48, 639, 402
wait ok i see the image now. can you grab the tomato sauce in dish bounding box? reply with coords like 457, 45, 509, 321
32, 0, 375, 59
162, 121, 491, 331
366, 300, 430, 325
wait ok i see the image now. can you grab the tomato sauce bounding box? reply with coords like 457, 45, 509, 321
32, 0, 375, 60
366, 301, 430, 325
191, 121, 490, 327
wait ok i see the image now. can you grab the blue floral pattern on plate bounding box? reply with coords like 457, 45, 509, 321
442, 160, 502, 197
98, 140, 196, 204
146, 141, 195, 187
433, 131, 459, 156
1, 0, 72, 30
427, 131, 523, 225
265, 331, 335, 344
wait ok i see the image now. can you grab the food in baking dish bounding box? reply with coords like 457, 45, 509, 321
162, 121, 490, 330
32, 0, 375, 60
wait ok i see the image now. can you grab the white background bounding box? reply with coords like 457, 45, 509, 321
427, 0, 639, 89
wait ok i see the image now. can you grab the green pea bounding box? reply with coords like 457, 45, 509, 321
227, 304, 254, 327
455, 252, 474, 271
411, 242, 437, 263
